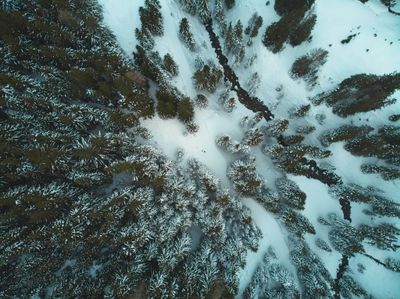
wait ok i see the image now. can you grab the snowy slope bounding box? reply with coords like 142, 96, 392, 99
98, 0, 400, 297
98, 0, 144, 56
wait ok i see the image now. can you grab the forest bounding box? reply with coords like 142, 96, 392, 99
0, 0, 399, 298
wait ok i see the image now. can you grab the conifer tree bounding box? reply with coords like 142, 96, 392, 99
179, 18, 196, 51
314, 73, 400, 116
228, 156, 263, 196
139, 0, 164, 36
163, 53, 179, 77
193, 64, 223, 93
156, 88, 178, 119
177, 97, 194, 123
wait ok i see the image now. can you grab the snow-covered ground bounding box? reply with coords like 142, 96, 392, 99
98, 0, 144, 56
98, 0, 400, 297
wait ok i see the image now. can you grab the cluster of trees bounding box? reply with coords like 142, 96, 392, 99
319, 123, 400, 180
178, 0, 212, 23
135, 0, 164, 50
133, 2, 198, 126
224, 21, 246, 64
193, 63, 224, 93
313, 73, 400, 117
244, 247, 300, 298
179, 18, 196, 51
2, 0, 399, 298
290, 48, 328, 88
0, 1, 266, 297
263, 0, 316, 53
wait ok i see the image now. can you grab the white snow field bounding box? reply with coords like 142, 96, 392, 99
98, 0, 400, 297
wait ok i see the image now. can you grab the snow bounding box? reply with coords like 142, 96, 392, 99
142, 105, 249, 181
291, 175, 343, 277
350, 253, 400, 299
239, 198, 293, 296
98, 0, 400, 297
98, 0, 144, 57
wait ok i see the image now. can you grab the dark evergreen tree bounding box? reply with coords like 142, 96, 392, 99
177, 97, 194, 123
193, 64, 223, 93
289, 237, 334, 298
280, 208, 316, 236
195, 94, 208, 108
228, 156, 263, 196
360, 223, 400, 251
139, 0, 164, 36
163, 53, 179, 77
291, 48, 328, 87
179, 17, 196, 51
245, 13, 263, 38
244, 248, 300, 298
156, 88, 178, 119
275, 177, 306, 210
225, 0, 235, 9
289, 104, 311, 118
319, 125, 374, 147
314, 73, 400, 117
345, 125, 400, 166
242, 128, 264, 146
263, 6, 316, 53
360, 163, 400, 181
324, 213, 364, 256
274, 0, 315, 15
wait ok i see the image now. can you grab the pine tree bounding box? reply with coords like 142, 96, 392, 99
225, 0, 235, 9
344, 125, 400, 166
177, 97, 194, 123
247, 72, 261, 96
291, 49, 328, 88
263, 6, 316, 53
242, 128, 264, 146
314, 73, 400, 117
135, 27, 155, 50
227, 156, 263, 196
274, 0, 315, 16
193, 64, 223, 93
275, 177, 306, 210
360, 163, 400, 180
196, 0, 211, 23
360, 223, 400, 251
245, 13, 263, 38
163, 53, 179, 77
315, 238, 332, 252
214, 0, 227, 34
179, 18, 196, 51
156, 88, 178, 119
139, 0, 164, 36
289, 237, 333, 298
195, 94, 208, 108
319, 125, 374, 147
244, 248, 300, 298
325, 213, 364, 256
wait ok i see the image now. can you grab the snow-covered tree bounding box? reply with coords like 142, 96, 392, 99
139, 0, 164, 36
179, 18, 196, 51
193, 64, 223, 92
360, 223, 400, 251
246, 72, 261, 96
314, 73, 400, 117
195, 94, 208, 108
163, 53, 179, 77
275, 177, 306, 210
228, 156, 263, 196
